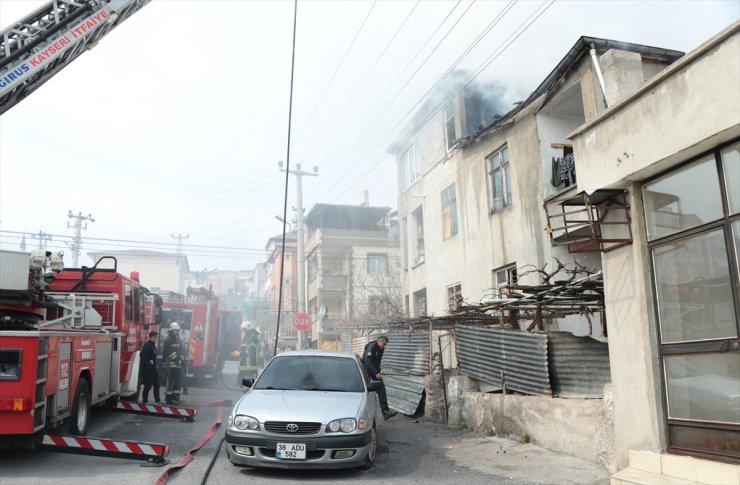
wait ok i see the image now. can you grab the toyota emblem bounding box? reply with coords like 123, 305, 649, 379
286, 423, 299, 432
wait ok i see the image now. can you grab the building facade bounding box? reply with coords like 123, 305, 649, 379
87, 249, 189, 294
390, 23, 739, 481
305, 203, 401, 344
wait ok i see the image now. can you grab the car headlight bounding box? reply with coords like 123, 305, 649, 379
233, 415, 259, 431
327, 418, 357, 433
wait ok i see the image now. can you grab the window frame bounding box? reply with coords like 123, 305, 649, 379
493, 263, 518, 296
441, 183, 459, 239
444, 104, 457, 151
487, 145, 512, 214
401, 143, 422, 190
366, 253, 388, 275
643, 138, 740, 461
446, 283, 462, 309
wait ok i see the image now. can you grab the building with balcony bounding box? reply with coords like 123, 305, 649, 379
385, 27, 740, 481
305, 202, 401, 344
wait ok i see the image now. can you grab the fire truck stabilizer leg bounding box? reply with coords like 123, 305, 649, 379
114, 401, 196, 422
38, 434, 170, 465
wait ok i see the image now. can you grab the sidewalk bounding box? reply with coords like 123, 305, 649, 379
444, 434, 611, 484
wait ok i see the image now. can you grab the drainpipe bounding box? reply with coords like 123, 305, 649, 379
589, 43, 608, 108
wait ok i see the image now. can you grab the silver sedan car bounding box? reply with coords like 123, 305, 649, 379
225, 350, 383, 470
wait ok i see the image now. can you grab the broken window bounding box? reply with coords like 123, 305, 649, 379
493, 264, 518, 296
367, 253, 387, 275
368, 296, 387, 315
444, 104, 457, 151
441, 183, 459, 238
487, 145, 512, 213
401, 143, 421, 190
412, 206, 425, 265
446, 283, 462, 310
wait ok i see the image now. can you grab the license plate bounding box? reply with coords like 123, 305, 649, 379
276, 442, 306, 460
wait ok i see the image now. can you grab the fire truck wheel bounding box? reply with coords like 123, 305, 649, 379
69, 379, 91, 435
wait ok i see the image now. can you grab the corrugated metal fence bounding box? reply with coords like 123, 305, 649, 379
456, 325, 551, 396
456, 325, 610, 397
352, 330, 430, 415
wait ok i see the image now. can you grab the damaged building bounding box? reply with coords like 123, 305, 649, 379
383, 22, 739, 483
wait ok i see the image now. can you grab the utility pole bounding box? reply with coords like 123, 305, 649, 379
171, 233, 190, 255
67, 211, 94, 267
278, 161, 318, 350
32, 230, 52, 250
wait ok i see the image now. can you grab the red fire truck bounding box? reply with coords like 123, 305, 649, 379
0, 250, 160, 447
155, 288, 241, 385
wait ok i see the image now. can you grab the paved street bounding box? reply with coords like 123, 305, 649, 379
0, 362, 609, 485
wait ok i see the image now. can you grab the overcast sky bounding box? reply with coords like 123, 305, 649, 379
0, 0, 737, 272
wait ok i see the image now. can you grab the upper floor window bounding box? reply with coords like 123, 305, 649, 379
447, 283, 463, 310
441, 183, 459, 238
487, 145, 512, 213
401, 143, 421, 190
444, 105, 457, 151
367, 253, 387, 275
412, 206, 425, 265
493, 263, 518, 296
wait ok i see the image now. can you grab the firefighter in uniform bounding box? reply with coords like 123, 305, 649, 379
163, 322, 184, 404
238, 321, 260, 387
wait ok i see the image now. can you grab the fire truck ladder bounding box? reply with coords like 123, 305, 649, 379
0, 0, 151, 115
40, 292, 118, 328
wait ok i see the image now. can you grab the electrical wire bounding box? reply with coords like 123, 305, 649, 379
275, 0, 299, 357
307, 0, 556, 210
290, 0, 378, 149
295, 0, 421, 163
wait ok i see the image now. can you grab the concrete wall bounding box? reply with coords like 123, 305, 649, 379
446, 375, 614, 469
572, 26, 740, 191
570, 22, 740, 470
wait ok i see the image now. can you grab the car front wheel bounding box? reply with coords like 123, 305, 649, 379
358, 424, 377, 470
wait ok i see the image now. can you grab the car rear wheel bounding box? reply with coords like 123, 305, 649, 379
358, 423, 377, 470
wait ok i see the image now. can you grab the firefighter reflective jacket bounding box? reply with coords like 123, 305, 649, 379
239, 329, 260, 372
163, 334, 183, 368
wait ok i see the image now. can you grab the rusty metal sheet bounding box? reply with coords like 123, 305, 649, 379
548, 332, 610, 397
456, 325, 551, 396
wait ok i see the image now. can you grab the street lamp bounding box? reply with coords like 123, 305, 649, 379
275, 215, 294, 232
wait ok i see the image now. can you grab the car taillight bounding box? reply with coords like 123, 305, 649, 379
0, 398, 31, 411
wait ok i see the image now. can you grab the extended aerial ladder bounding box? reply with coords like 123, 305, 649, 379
0, 0, 150, 115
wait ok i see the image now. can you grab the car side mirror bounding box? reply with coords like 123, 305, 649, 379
368, 381, 383, 393
241, 378, 254, 388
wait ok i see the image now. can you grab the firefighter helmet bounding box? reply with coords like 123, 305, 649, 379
170, 322, 181, 331
241, 321, 253, 331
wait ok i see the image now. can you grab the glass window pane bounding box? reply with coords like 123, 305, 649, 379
491, 152, 500, 169
504, 165, 512, 206
653, 229, 737, 343
502, 147, 509, 163
493, 171, 503, 212
721, 143, 740, 215
735, 220, 740, 275
643, 156, 723, 240
664, 353, 740, 424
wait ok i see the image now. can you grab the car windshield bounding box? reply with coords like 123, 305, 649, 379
254, 355, 365, 392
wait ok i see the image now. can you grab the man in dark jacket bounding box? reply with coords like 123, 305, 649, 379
363, 335, 397, 420
140, 331, 161, 404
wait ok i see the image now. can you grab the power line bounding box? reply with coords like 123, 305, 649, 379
290, 0, 378, 149
296, 0, 421, 164
306, 0, 516, 200
308, 0, 556, 210
276, 0, 300, 352
303, 0, 477, 199
96, 165, 275, 218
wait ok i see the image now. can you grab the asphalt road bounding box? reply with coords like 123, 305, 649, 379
0, 362, 608, 485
